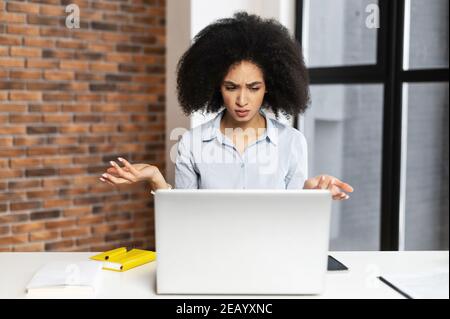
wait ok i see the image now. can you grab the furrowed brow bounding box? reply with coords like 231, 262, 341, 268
223, 81, 263, 86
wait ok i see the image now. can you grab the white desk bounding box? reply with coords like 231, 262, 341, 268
0, 251, 447, 299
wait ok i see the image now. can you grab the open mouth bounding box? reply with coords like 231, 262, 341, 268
235, 110, 250, 117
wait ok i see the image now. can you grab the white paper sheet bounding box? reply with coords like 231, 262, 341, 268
26, 261, 103, 297
382, 269, 449, 299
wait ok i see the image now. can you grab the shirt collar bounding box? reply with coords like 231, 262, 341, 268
201, 108, 278, 146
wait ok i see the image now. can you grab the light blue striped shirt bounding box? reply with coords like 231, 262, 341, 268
175, 108, 308, 189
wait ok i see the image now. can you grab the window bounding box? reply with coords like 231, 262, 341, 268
403, 82, 449, 250
404, 0, 449, 70
305, 84, 384, 250
295, 0, 449, 250
305, 0, 378, 67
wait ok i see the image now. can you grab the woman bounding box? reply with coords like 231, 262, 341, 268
100, 12, 354, 200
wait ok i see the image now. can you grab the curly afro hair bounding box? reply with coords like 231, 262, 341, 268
176, 11, 310, 119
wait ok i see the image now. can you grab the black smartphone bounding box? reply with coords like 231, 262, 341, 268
327, 255, 349, 271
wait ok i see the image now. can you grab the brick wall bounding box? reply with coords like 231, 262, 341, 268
0, 0, 166, 252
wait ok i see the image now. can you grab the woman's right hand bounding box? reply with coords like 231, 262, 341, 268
99, 157, 168, 190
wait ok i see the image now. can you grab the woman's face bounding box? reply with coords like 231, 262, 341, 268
220, 60, 267, 122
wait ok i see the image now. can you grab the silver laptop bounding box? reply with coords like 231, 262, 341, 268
154, 189, 332, 295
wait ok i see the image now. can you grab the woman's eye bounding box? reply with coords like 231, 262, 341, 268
250, 87, 260, 91
225, 87, 236, 91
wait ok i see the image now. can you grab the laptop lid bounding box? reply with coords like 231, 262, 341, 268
154, 189, 332, 295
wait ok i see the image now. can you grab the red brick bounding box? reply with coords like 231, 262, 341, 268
106, 53, 134, 63
6, 2, 40, 14
0, 235, 28, 246
92, 224, 118, 235
78, 215, 104, 225
0, 225, 10, 236
9, 114, 42, 124
43, 198, 72, 209
9, 91, 42, 101
88, 43, 114, 53
30, 230, 59, 242
60, 60, 89, 71
9, 179, 41, 189
76, 93, 102, 102
43, 114, 72, 123
29, 104, 59, 113
44, 70, 74, 81
59, 125, 90, 134
24, 37, 54, 48
42, 178, 71, 188
0, 214, 29, 224
10, 46, 41, 57
0, 147, 26, 157
43, 92, 73, 101
0, 57, 24, 68
26, 190, 57, 200
62, 227, 90, 238
12, 222, 45, 234
13, 243, 45, 252
26, 168, 57, 177
0, 12, 26, 24
39, 4, 65, 16
63, 207, 91, 217
27, 59, 58, 69
30, 210, 60, 220
40, 27, 71, 38
60, 187, 89, 197
90, 62, 118, 72
45, 219, 76, 229
0, 125, 26, 135
61, 104, 90, 112
69, 82, 89, 91
76, 236, 104, 247
10, 70, 42, 80
0, 35, 22, 46
10, 157, 42, 168
10, 201, 41, 211
43, 156, 72, 166
90, 124, 117, 133
0, 159, 8, 169
7, 25, 40, 36
0, 104, 27, 112
56, 39, 87, 49
45, 239, 74, 251
0, 137, 13, 147
27, 146, 58, 156
91, 1, 118, 11
105, 232, 131, 242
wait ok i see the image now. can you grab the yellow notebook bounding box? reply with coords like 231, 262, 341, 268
90, 247, 127, 261
90, 248, 156, 272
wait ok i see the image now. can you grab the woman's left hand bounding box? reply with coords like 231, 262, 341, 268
303, 175, 354, 201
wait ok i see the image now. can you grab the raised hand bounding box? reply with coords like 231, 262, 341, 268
99, 157, 169, 191
303, 175, 354, 201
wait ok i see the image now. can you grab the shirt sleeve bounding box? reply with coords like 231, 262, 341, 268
285, 130, 308, 189
175, 132, 199, 189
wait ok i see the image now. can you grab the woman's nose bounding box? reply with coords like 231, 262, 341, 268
236, 90, 248, 106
